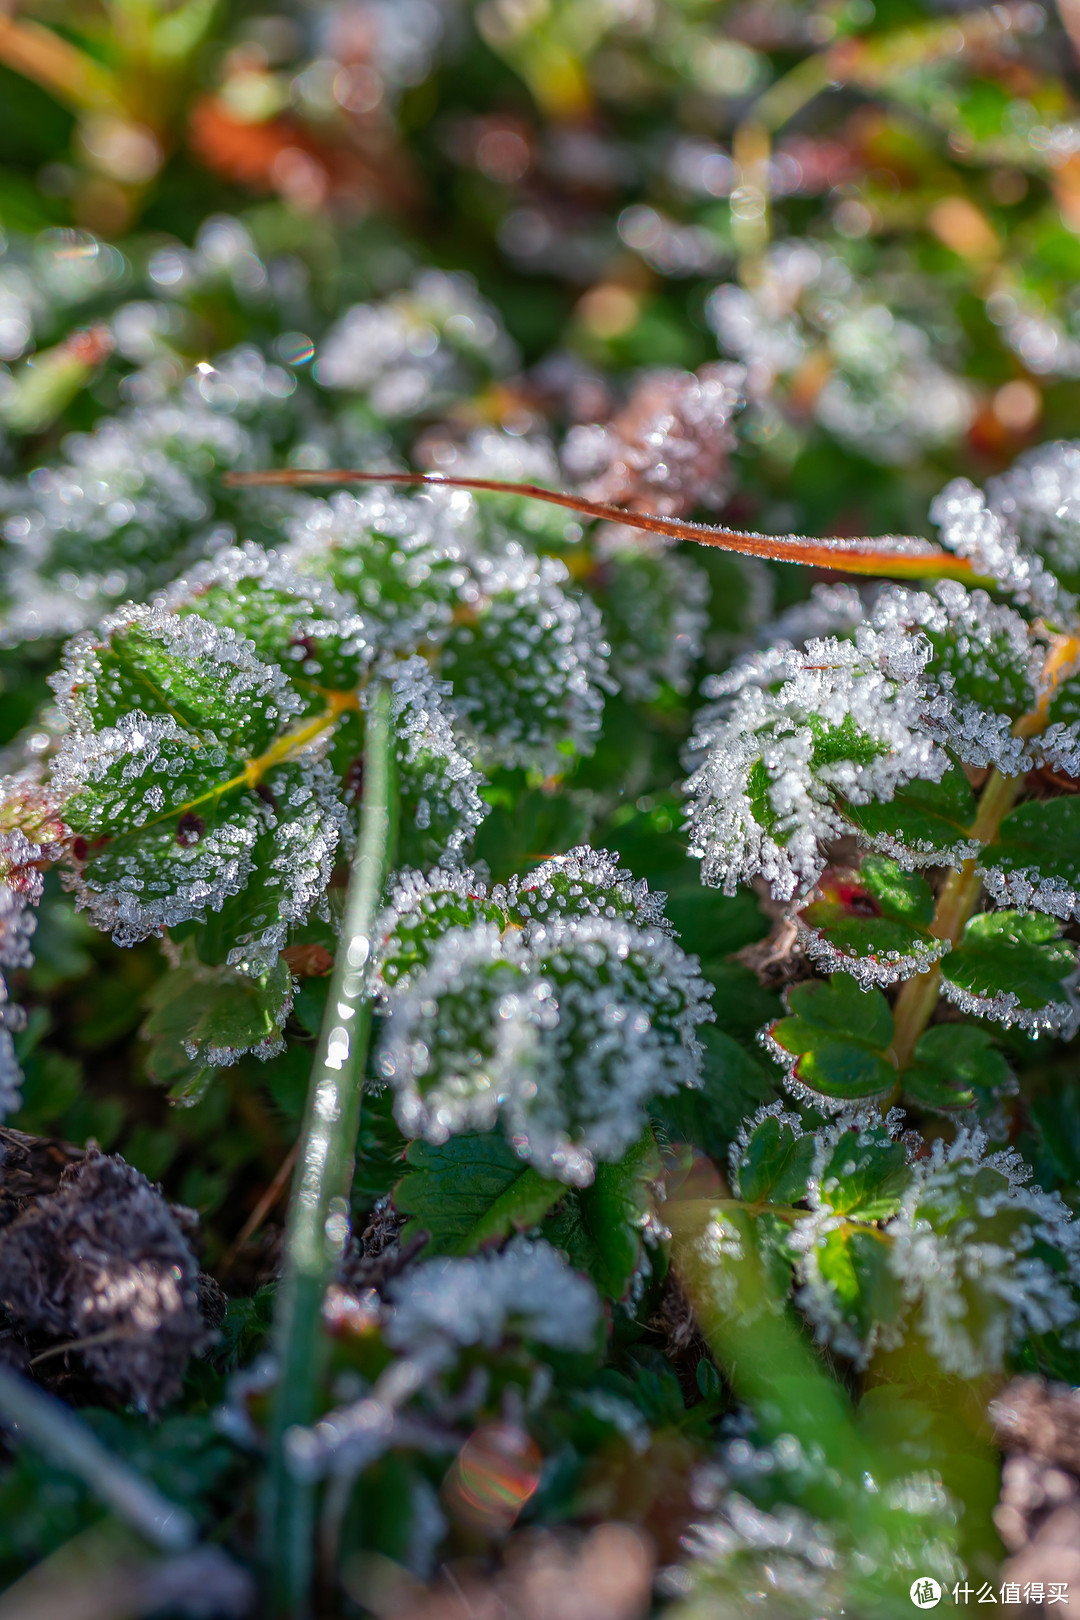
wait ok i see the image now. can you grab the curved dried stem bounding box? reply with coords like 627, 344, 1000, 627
224, 468, 990, 585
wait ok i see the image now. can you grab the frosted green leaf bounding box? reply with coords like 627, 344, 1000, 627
441, 545, 610, 773
762, 975, 897, 1107
797, 855, 947, 986
160, 543, 371, 707
501, 844, 669, 936
142, 945, 292, 1094
373, 868, 507, 993
979, 796, 1080, 921
686, 635, 945, 902
839, 766, 979, 869
941, 911, 1079, 1035
284, 488, 470, 654
375, 898, 713, 1186
387, 657, 488, 869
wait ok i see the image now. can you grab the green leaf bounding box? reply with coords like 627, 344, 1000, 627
735, 1113, 816, 1205
817, 1121, 910, 1221
544, 1129, 661, 1301
375, 877, 507, 992
924, 604, 1037, 721
765, 975, 897, 1103
142, 946, 292, 1090
168, 560, 364, 708
392, 1133, 565, 1255
942, 911, 1078, 1030
980, 797, 1080, 915
799, 856, 945, 985
902, 1024, 1008, 1113
840, 767, 977, 865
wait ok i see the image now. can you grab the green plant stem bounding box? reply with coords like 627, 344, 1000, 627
262, 681, 397, 1618
888, 766, 1024, 1072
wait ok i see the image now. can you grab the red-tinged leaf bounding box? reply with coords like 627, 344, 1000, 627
223, 469, 991, 585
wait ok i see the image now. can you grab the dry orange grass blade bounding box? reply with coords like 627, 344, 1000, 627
224, 468, 991, 584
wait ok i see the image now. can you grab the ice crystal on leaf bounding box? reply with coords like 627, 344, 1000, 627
1, 347, 304, 640
284, 488, 472, 655
45, 606, 345, 972
385, 1236, 599, 1359
440, 544, 610, 773
374, 860, 711, 1185
866, 582, 1043, 776
930, 476, 1064, 618
685, 634, 944, 901
501, 844, 669, 935
588, 530, 711, 702
314, 271, 516, 415
723, 1111, 1080, 1377
986, 440, 1080, 598
387, 658, 488, 870
889, 1129, 1080, 1377
158, 542, 372, 704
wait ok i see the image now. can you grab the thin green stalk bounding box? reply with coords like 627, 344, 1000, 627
262, 681, 397, 1617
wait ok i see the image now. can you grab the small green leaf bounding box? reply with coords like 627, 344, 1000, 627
942, 911, 1078, 1029
392, 1133, 565, 1255
980, 797, 1080, 915
544, 1129, 661, 1301
799, 856, 945, 984
735, 1114, 816, 1206
840, 768, 977, 865
818, 1122, 910, 1221
142, 947, 292, 1090
765, 975, 897, 1103
903, 1024, 1008, 1113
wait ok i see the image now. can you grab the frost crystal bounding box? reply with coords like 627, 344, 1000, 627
501, 845, 669, 935
442, 544, 610, 771
375, 896, 712, 1185
284, 487, 473, 655
385, 1237, 599, 1358
314, 270, 516, 415
931, 477, 1063, 617
158, 541, 372, 689
685, 635, 945, 901
1, 346, 302, 639
866, 582, 1042, 776
387, 657, 488, 868
51, 602, 302, 741
887, 1129, 1080, 1376
986, 438, 1080, 596
938, 969, 1080, 1040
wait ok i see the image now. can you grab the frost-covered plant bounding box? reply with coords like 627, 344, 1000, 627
686, 450, 1080, 1118
373, 853, 711, 1183
708, 241, 974, 465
